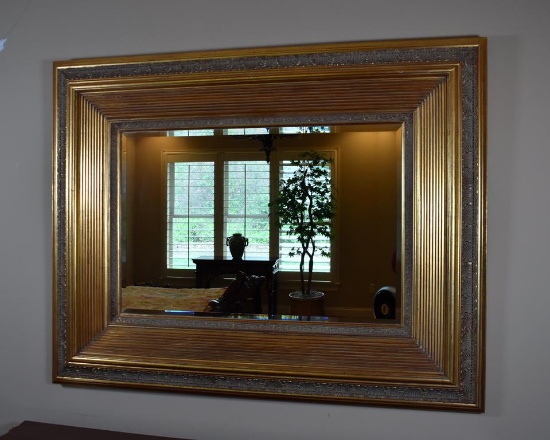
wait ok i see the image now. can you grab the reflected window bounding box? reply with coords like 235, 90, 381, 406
225, 128, 269, 135
169, 129, 215, 137
224, 161, 270, 259
166, 161, 215, 268
169, 126, 331, 137
164, 152, 334, 275
279, 126, 331, 134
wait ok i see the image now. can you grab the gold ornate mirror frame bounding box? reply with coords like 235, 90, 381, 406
53, 37, 486, 411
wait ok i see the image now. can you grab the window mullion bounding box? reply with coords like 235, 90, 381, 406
214, 155, 225, 256
166, 163, 175, 268
243, 163, 248, 238
186, 165, 191, 266
269, 155, 279, 260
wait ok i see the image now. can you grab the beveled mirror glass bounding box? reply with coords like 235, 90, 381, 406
53, 37, 486, 411
121, 124, 402, 322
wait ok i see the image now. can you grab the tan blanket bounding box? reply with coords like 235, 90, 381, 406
122, 285, 225, 312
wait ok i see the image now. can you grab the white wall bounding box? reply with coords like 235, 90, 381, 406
1, 0, 549, 438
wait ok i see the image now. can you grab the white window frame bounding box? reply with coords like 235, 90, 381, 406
162, 146, 338, 285
163, 151, 217, 271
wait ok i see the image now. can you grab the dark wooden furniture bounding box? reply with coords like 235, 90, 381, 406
204, 271, 265, 314
0, 421, 189, 440
193, 256, 280, 316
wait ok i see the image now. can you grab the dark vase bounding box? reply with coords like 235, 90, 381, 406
226, 233, 248, 260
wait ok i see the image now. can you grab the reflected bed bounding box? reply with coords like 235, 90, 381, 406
121, 286, 225, 312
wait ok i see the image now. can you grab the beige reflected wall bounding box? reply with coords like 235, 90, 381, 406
329, 129, 400, 314
123, 128, 401, 315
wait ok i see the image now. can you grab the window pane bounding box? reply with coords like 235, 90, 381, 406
169, 129, 215, 136
224, 161, 270, 259
279, 126, 331, 134
167, 161, 215, 268
278, 159, 332, 272
225, 128, 270, 135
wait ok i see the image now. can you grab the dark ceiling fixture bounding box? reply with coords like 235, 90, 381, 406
236, 132, 299, 163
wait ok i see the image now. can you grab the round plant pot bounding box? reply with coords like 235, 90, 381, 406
288, 290, 325, 316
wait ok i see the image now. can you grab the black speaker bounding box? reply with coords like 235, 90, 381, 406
373, 286, 396, 319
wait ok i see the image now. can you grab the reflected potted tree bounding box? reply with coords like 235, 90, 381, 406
269, 151, 335, 316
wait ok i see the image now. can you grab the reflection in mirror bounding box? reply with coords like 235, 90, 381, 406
121, 124, 402, 323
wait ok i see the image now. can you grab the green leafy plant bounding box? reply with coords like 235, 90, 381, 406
269, 151, 335, 296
